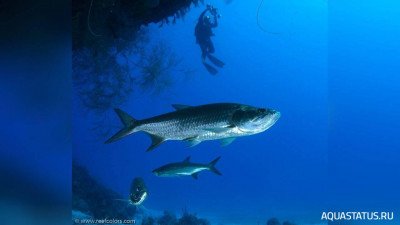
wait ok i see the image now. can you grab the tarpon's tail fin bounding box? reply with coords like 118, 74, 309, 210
208, 156, 222, 176
105, 108, 139, 144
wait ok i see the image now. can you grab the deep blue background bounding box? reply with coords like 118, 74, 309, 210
0, 0, 398, 225
328, 0, 400, 212
0, 1, 71, 225
72, 0, 400, 224
73, 0, 328, 224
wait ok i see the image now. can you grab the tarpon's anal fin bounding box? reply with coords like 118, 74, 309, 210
146, 134, 165, 152
191, 172, 199, 180
183, 136, 201, 147
220, 137, 236, 147
187, 139, 201, 147
183, 156, 191, 162
172, 104, 192, 111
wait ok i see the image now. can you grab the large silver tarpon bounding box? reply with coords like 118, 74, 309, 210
105, 103, 280, 151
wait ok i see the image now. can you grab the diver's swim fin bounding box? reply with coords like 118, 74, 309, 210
207, 55, 225, 68
203, 63, 218, 75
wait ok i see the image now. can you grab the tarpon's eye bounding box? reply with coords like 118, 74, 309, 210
258, 108, 266, 113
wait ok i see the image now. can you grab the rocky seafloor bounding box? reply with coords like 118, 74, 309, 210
72, 160, 213, 225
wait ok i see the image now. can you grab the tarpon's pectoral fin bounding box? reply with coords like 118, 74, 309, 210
191, 172, 199, 180
183, 136, 201, 148
183, 156, 191, 162
203, 125, 235, 134
220, 137, 236, 147
172, 104, 192, 111
146, 133, 165, 152
183, 136, 198, 141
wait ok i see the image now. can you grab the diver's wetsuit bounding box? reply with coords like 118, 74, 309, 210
195, 9, 218, 60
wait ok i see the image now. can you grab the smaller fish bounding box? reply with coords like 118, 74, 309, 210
129, 178, 148, 205
114, 177, 148, 205
152, 156, 222, 180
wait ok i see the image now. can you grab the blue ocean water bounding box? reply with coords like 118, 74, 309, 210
72, 0, 399, 224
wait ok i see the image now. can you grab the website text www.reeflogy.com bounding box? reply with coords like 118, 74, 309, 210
321, 212, 394, 221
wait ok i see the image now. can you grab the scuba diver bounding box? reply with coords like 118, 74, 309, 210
195, 4, 225, 75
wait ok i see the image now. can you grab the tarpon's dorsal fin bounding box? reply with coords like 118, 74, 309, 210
203, 125, 235, 134
220, 137, 236, 147
146, 133, 165, 152
183, 156, 191, 162
172, 104, 192, 111
183, 136, 201, 147
191, 172, 199, 180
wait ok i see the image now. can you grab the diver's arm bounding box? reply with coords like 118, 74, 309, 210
198, 9, 209, 21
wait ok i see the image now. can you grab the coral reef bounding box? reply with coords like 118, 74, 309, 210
72, 160, 136, 220
137, 41, 190, 95
72, 0, 193, 123
73, 38, 190, 139
267, 218, 281, 225
140, 209, 210, 225
158, 211, 178, 225
282, 222, 296, 225
142, 216, 156, 225
72, 0, 204, 50
73, 47, 135, 114
267, 218, 296, 225
177, 210, 210, 225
